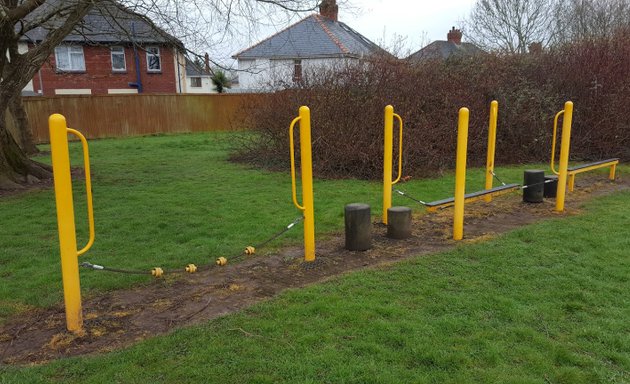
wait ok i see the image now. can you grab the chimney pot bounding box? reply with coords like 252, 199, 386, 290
319, 0, 338, 22
447, 26, 463, 45
528, 42, 543, 54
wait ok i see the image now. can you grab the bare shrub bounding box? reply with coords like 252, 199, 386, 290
233, 32, 630, 179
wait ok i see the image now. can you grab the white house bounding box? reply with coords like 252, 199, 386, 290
183, 56, 215, 94
232, 0, 386, 91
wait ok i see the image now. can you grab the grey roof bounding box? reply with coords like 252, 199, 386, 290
186, 59, 212, 77
19, 0, 180, 46
407, 41, 485, 61
233, 14, 387, 59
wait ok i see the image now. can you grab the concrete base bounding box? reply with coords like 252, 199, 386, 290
345, 203, 372, 251
387, 206, 412, 239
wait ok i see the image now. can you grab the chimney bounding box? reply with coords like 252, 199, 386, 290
204, 53, 210, 72
447, 26, 462, 45
528, 42, 542, 54
319, 0, 338, 22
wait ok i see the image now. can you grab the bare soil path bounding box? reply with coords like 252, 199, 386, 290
1, 176, 627, 365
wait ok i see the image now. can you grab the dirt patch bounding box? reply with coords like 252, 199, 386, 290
0, 175, 627, 365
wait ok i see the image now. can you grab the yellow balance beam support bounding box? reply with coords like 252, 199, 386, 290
484, 100, 498, 202
382, 105, 403, 224
49, 114, 83, 333
556, 101, 573, 212
453, 107, 470, 241
289, 106, 315, 262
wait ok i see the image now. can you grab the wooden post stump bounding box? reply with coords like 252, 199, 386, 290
345, 203, 372, 251
387, 206, 412, 239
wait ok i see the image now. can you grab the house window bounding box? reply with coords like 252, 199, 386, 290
54, 45, 85, 72
146, 46, 161, 72
190, 77, 202, 87
111, 46, 126, 72
292, 59, 302, 82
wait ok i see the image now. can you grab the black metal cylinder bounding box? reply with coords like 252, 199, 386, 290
523, 170, 545, 203
345, 203, 372, 251
387, 206, 412, 239
544, 175, 558, 198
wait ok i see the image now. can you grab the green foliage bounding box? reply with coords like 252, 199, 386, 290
211, 70, 231, 93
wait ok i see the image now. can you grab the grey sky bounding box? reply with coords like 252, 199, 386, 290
339, 0, 475, 53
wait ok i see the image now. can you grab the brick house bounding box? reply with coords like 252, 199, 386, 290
20, 1, 186, 96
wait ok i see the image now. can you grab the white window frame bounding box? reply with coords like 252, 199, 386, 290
190, 77, 202, 87
293, 59, 303, 83
146, 46, 161, 72
110, 46, 126, 72
54, 45, 86, 72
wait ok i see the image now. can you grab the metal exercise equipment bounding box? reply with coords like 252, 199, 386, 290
289, 106, 316, 262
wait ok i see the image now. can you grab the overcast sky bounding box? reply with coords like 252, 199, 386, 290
338, 0, 476, 53
218, 0, 476, 63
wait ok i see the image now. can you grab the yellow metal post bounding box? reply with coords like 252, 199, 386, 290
382, 105, 403, 225
49, 114, 83, 332
382, 105, 394, 224
556, 101, 573, 212
289, 106, 315, 262
609, 163, 617, 180
484, 100, 498, 202
453, 108, 469, 240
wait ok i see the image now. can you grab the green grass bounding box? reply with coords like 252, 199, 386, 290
1, 132, 628, 382
2, 180, 628, 383
0, 131, 545, 320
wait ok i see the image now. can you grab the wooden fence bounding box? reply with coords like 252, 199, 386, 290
7, 93, 260, 144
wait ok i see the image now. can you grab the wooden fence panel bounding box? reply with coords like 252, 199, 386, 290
7, 93, 259, 144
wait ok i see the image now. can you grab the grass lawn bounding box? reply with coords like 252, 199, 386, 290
0, 131, 537, 321
1, 132, 628, 382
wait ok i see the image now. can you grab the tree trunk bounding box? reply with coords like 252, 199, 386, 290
8, 94, 39, 155
0, 109, 51, 190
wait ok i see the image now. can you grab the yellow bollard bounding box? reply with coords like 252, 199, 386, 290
382, 105, 404, 224
49, 114, 83, 332
484, 101, 498, 202
453, 108, 470, 241
555, 101, 573, 212
289, 106, 316, 262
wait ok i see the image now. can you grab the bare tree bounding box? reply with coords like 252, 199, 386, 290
0, 0, 324, 190
464, 0, 558, 54
552, 0, 630, 43
9, 93, 38, 155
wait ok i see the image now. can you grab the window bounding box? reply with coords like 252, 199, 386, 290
54, 45, 85, 71
111, 46, 126, 72
146, 46, 161, 72
292, 59, 302, 82
190, 77, 202, 87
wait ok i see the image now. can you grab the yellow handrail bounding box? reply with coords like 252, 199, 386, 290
392, 113, 404, 185
289, 116, 305, 211
67, 128, 95, 256
550, 110, 564, 176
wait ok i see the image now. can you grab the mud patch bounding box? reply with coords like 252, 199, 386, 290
0, 176, 626, 365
